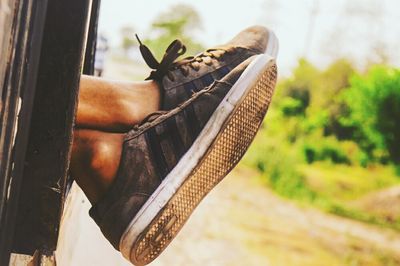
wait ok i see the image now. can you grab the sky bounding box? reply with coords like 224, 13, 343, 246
98, 0, 400, 76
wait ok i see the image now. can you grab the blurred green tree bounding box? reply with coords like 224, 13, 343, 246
120, 25, 137, 55
278, 59, 317, 117
143, 4, 204, 60
274, 58, 366, 165
320, 59, 356, 139
341, 66, 400, 165
152, 4, 201, 36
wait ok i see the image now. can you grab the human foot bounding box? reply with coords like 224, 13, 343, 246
89, 54, 278, 265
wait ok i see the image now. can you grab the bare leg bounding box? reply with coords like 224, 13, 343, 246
76, 75, 161, 132
71, 129, 124, 203
71, 75, 163, 202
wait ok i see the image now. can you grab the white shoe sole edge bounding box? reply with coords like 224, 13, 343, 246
265, 29, 279, 59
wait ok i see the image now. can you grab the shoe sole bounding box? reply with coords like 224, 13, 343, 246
120, 54, 277, 265
265, 29, 279, 58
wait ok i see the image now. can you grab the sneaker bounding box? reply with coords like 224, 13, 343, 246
137, 25, 278, 110
89, 54, 277, 265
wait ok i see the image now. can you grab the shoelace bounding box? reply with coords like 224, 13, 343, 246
130, 78, 234, 132
136, 35, 231, 82
132, 111, 168, 131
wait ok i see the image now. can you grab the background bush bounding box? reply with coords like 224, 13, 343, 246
241, 59, 400, 229
340, 66, 400, 166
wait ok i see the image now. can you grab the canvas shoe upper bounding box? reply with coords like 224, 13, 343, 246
137, 25, 278, 110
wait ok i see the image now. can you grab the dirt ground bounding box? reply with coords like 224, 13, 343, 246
56, 168, 400, 266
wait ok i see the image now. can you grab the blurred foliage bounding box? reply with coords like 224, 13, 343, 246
341, 67, 400, 165
120, 26, 137, 55
242, 58, 400, 229
263, 58, 400, 168
143, 4, 204, 60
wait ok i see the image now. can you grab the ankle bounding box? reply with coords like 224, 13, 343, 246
123, 80, 161, 124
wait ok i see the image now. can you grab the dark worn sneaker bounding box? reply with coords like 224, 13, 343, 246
137, 25, 278, 110
89, 54, 277, 265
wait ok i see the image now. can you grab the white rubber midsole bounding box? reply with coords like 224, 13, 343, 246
120, 53, 275, 258
265, 29, 279, 58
